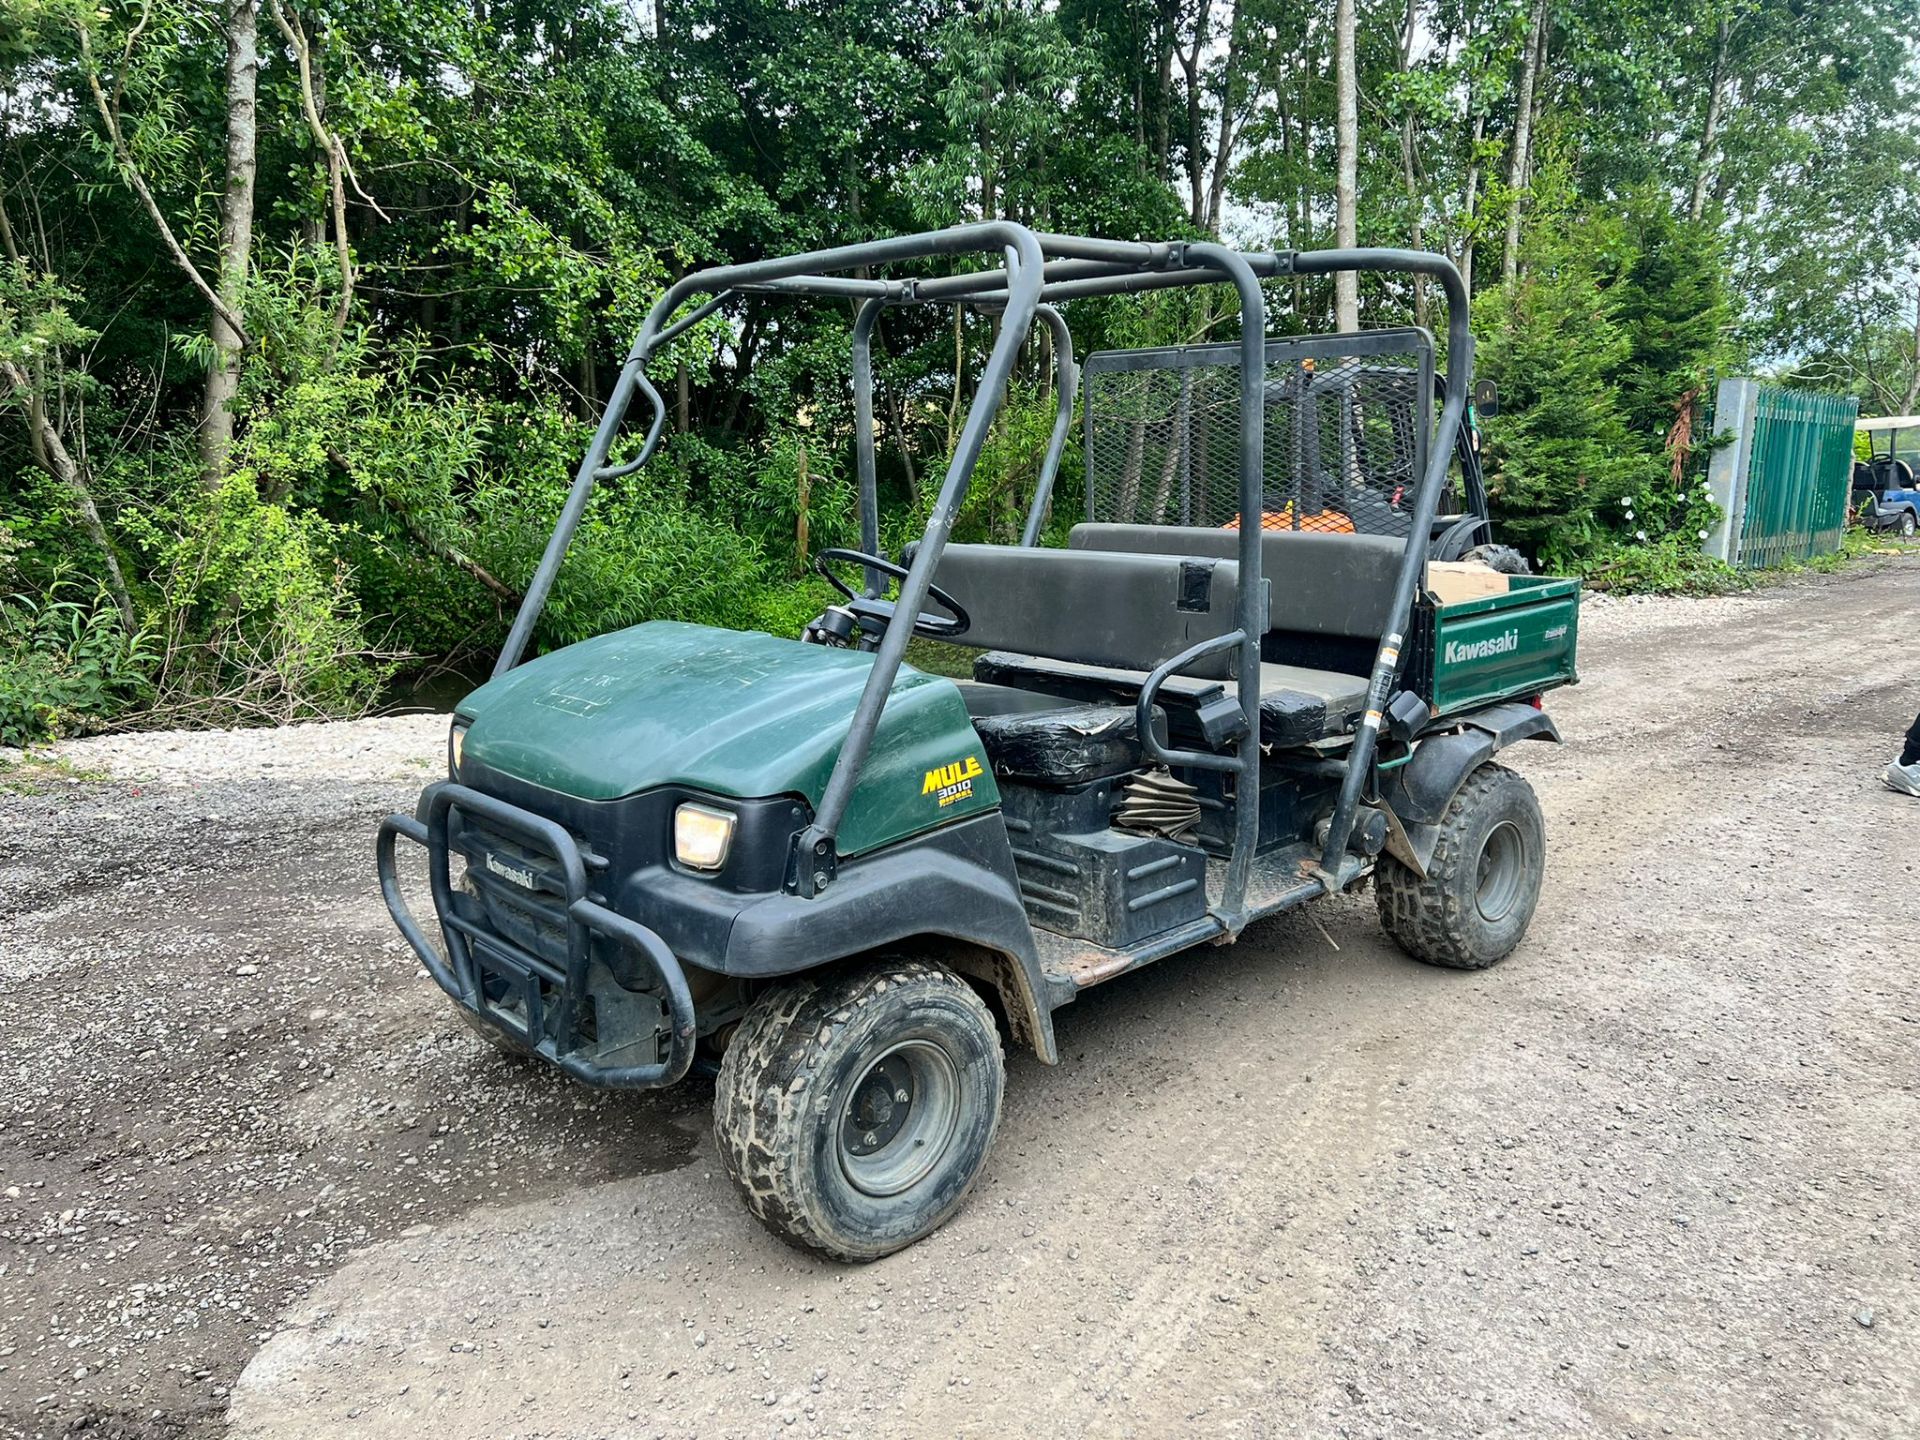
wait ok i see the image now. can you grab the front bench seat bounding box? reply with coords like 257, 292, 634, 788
953, 680, 1166, 787
971, 654, 1369, 748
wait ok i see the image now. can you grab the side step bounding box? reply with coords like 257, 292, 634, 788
1031, 846, 1370, 995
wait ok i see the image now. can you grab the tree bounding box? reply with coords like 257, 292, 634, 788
201, 0, 258, 477
1333, 0, 1358, 329
1499, 0, 1546, 288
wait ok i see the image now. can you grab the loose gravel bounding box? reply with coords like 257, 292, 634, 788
2, 555, 1917, 1439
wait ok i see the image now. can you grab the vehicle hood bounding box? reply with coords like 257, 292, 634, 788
455, 622, 996, 854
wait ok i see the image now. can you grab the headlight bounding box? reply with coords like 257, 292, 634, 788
449, 721, 468, 777
674, 803, 736, 871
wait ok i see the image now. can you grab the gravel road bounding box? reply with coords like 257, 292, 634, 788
2, 558, 1917, 1440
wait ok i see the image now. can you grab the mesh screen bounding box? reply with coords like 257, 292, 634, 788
1082, 330, 1434, 536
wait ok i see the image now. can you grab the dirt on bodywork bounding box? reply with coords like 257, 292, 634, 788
2, 556, 1918, 1439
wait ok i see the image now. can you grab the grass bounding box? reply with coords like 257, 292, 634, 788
0, 749, 111, 795
1586, 525, 1918, 597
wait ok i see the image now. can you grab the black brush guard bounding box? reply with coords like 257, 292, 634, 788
377, 781, 697, 1088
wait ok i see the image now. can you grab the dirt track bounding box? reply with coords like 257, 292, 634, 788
3, 558, 1917, 1439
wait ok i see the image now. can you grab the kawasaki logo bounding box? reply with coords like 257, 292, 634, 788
484, 852, 536, 889
1444, 629, 1520, 665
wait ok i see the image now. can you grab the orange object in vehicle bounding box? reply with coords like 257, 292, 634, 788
1220, 506, 1357, 534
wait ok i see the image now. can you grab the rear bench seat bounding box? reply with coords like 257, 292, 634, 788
968, 654, 1368, 749
1067, 522, 1401, 676
925, 541, 1377, 763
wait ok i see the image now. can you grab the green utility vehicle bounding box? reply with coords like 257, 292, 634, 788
378, 226, 1580, 1261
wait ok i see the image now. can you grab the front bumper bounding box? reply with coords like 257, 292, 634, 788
377, 780, 696, 1088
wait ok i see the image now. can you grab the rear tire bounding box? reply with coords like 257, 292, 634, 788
714, 959, 1004, 1262
1900, 510, 1916, 539
1376, 762, 1545, 969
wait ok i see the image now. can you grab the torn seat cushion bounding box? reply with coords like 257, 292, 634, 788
1257, 663, 1370, 746
956, 680, 1160, 786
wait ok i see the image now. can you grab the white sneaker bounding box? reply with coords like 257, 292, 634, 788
1885, 761, 1920, 797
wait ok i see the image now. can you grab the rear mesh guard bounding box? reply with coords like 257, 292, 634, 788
1082, 328, 1436, 537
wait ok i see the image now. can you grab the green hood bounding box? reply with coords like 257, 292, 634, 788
456, 621, 997, 855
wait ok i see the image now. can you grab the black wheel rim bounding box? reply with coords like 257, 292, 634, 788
838, 1040, 960, 1197
1476, 820, 1526, 922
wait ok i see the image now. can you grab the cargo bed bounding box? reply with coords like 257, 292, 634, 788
1412, 569, 1581, 717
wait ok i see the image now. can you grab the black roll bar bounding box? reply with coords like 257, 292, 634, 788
1291, 249, 1472, 882
1021, 304, 1077, 547
486, 224, 1473, 923
1184, 241, 1266, 920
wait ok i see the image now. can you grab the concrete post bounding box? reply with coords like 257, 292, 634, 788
1703, 377, 1759, 566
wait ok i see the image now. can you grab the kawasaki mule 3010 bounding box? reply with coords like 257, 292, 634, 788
378, 225, 1579, 1260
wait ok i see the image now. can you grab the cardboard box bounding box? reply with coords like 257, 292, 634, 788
1426, 561, 1511, 605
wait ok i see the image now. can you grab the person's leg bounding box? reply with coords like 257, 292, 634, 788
1888, 714, 1920, 795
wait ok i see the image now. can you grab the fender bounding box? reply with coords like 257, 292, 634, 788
723, 812, 1063, 1063
1380, 701, 1560, 874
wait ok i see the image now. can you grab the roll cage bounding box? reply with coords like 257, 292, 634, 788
492, 223, 1474, 933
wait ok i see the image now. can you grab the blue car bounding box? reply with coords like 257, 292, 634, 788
1854, 416, 1920, 537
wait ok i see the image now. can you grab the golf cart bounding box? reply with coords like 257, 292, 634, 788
1853, 415, 1920, 537
377, 226, 1581, 1261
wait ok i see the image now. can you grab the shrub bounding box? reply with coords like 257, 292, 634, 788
0, 581, 157, 745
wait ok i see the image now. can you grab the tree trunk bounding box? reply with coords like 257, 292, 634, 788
1460, 110, 1484, 295
1155, 0, 1175, 177
269, 0, 357, 357
198, 0, 259, 483
1202, 0, 1243, 235
945, 307, 965, 458
2, 358, 137, 627
1334, 0, 1359, 331
1688, 17, 1731, 223
1176, 0, 1212, 228
1501, 0, 1548, 288
1901, 289, 1920, 415
1398, 0, 1428, 328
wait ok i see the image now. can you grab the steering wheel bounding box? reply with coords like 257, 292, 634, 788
813, 548, 971, 641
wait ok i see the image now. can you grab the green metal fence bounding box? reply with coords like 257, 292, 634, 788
1737, 388, 1859, 567
1705, 381, 1859, 570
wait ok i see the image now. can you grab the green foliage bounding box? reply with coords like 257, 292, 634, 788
1477, 200, 1655, 567
1478, 180, 1741, 576
137, 471, 391, 721
948, 385, 1072, 546
0, 581, 156, 745
1605, 191, 1740, 443
1582, 539, 1748, 596
1, 260, 96, 367
1, 0, 1912, 735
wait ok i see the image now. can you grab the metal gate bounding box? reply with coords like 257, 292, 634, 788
1704, 380, 1859, 569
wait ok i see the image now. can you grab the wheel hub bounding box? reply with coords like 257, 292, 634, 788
836, 1040, 962, 1197
843, 1056, 913, 1156
1476, 820, 1525, 922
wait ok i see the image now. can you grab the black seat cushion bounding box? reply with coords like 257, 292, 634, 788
972, 654, 1369, 749
956, 681, 1155, 786
1257, 663, 1370, 745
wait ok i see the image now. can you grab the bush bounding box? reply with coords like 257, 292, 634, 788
1476, 208, 1655, 567
118, 469, 393, 725
0, 581, 157, 745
